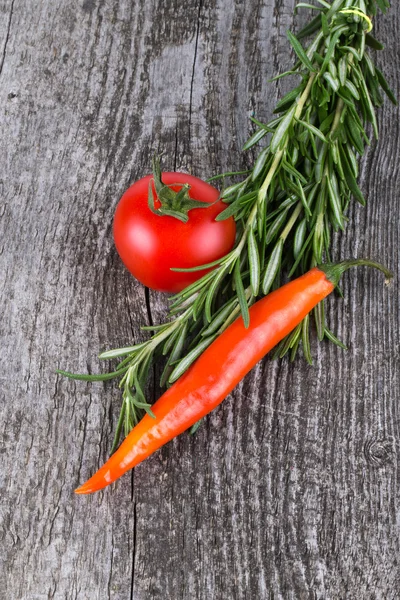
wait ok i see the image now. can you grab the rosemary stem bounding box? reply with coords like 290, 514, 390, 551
234, 149, 282, 257
331, 50, 355, 135
295, 72, 317, 119
259, 72, 317, 205
258, 150, 284, 204
118, 308, 192, 385
251, 70, 317, 243
234, 70, 318, 262
280, 202, 303, 242
147, 308, 190, 352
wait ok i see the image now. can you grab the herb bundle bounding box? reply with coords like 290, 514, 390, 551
59, 0, 396, 451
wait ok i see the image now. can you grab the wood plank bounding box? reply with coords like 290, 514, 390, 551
1, 1, 399, 598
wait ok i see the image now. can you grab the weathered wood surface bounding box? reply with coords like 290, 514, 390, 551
1, 1, 399, 598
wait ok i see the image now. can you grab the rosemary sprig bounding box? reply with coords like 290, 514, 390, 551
58, 0, 396, 450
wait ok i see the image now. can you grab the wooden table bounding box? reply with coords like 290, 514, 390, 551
1, 1, 399, 598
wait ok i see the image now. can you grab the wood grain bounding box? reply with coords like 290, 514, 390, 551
0, 1, 399, 598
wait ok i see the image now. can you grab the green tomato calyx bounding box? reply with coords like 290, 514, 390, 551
148, 157, 210, 223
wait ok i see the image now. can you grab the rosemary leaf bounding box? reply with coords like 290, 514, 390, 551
248, 228, 261, 296
262, 239, 284, 295
169, 336, 216, 383
234, 260, 250, 328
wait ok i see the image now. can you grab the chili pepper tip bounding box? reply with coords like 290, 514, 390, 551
74, 483, 93, 495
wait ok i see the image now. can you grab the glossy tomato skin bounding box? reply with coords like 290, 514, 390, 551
113, 172, 236, 293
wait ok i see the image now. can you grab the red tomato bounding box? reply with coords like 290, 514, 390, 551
113, 172, 236, 293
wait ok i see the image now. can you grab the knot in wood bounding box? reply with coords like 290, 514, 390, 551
363, 438, 394, 468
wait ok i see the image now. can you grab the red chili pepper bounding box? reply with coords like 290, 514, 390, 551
75, 260, 391, 494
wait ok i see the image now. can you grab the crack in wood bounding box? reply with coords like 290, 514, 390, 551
0, 0, 15, 78
188, 0, 203, 159
130, 500, 138, 600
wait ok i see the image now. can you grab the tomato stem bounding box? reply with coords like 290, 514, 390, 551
147, 157, 212, 222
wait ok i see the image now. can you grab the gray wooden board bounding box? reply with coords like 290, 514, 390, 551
1, 1, 399, 598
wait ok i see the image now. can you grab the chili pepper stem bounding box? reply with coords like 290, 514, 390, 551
319, 259, 393, 287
